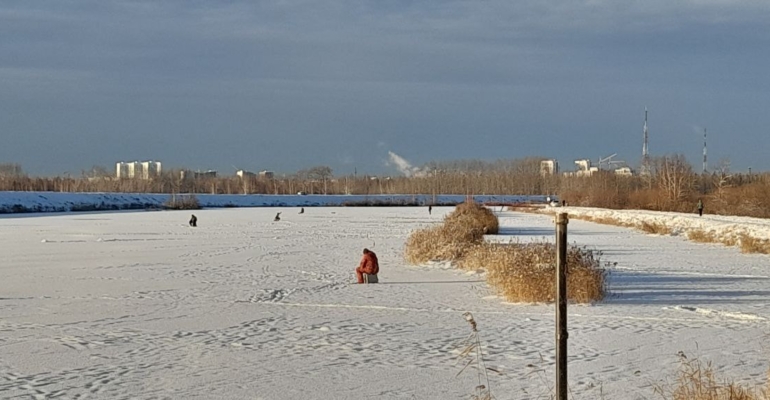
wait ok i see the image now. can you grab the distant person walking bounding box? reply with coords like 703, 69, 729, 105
274, 212, 281, 222
299, 207, 304, 214
697, 199, 704, 217
189, 214, 197, 227
428, 205, 432, 215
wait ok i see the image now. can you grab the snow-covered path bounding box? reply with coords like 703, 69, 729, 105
1, 208, 768, 399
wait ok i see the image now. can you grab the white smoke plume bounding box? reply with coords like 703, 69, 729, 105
387, 151, 427, 177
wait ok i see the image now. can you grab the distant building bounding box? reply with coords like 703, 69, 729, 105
116, 161, 161, 179
0, 163, 24, 177
614, 167, 633, 176
563, 159, 598, 177
140, 161, 162, 180
237, 170, 256, 178
116, 162, 130, 178
540, 159, 559, 176
259, 170, 274, 179
180, 170, 217, 180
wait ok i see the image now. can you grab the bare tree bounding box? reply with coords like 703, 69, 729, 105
0, 163, 24, 177
652, 154, 696, 208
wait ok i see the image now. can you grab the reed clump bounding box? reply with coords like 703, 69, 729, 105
445, 201, 500, 234
164, 194, 201, 210
404, 223, 484, 265
406, 202, 607, 303
640, 221, 673, 235
655, 353, 769, 400
460, 242, 607, 303
405, 201, 495, 264
739, 234, 770, 254
687, 229, 719, 243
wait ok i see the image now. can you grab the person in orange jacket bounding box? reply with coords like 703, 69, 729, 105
356, 248, 379, 284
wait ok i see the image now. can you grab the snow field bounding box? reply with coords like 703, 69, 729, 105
0, 207, 768, 399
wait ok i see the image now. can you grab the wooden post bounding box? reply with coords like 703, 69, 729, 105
555, 213, 569, 400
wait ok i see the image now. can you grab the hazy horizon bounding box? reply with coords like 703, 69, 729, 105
2, 1, 769, 176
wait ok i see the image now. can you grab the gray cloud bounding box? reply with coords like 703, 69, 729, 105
1, 1, 769, 175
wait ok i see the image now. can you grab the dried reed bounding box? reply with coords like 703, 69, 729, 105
164, 194, 201, 210
404, 201, 496, 264
654, 353, 769, 400
455, 312, 497, 400
465, 242, 607, 303
739, 234, 770, 254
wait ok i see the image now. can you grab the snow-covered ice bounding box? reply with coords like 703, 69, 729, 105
1, 207, 768, 399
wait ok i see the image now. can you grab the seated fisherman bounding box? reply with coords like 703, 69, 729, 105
355, 248, 379, 284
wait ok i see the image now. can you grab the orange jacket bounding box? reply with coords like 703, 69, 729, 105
358, 252, 379, 275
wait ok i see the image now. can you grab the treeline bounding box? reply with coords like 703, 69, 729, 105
560, 155, 770, 218
2, 158, 769, 218
0, 159, 550, 196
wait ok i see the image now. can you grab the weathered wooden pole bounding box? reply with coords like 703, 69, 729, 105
555, 213, 569, 400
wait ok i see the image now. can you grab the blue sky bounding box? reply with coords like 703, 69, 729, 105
1, 1, 769, 176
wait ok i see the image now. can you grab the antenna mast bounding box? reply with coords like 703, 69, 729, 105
703, 128, 707, 174
641, 107, 650, 175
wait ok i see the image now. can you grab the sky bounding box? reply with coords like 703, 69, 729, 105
1, 1, 769, 177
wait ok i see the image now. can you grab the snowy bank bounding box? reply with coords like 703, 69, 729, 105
533, 205, 770, 251
0, 191, 548, 214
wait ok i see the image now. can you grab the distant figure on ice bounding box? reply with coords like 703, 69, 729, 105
697, 199, 704, 217
274, 212, 282, 222
189, 214, 197, 227
428, 205, 432, 215
299, 207, 305, 214
356, 248, 380, 284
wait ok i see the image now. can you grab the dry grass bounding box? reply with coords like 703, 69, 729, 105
164, 194, 200, 210
461, 242, 607, 303
640, 221, 673, 235
404, 224, 484, 264
688, 229, 719, 243
568, 214, 636, 229
571, 213, 770, 255
739, 234, 770, 254
455, 312, 497, 400
528, 210, 770, 255
445, 201, 500, 234
655, 354, 769, 400
407, 202, 606, 304
404, 201, 497, 264
548, 212, 671, 236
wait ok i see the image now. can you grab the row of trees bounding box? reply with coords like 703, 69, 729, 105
2, 157, 769, 218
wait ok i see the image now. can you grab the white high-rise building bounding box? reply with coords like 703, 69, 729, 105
140, 161, 162, 179
540, 160, 559, 176
116, 160, 161, 179
116, 162, 129, 178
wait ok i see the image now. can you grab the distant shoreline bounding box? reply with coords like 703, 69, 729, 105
0, 192, 550, 214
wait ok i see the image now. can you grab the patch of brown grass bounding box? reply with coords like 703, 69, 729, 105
739, 234, 770, 254
580, 215, 635, 228
405, 201, 497, 264
446, 201, 500, 234
163, 194, 200, 210
462, 242, 607, 303
407, 203, 606, 304
556, 212, 770, 254
688, 229, 719, 243
640, 221, 673, 235
655, 354, 769, 400
554, 213, 672, 236
404, 224, 484, 264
